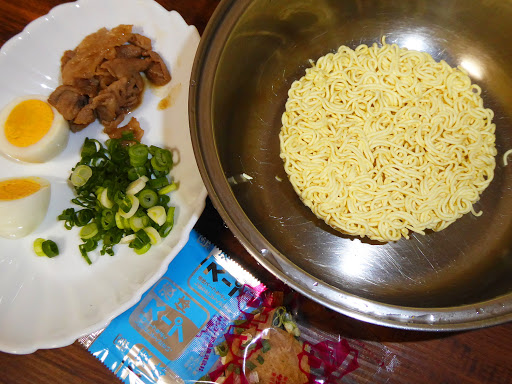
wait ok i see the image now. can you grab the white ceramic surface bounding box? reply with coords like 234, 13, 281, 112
0, 0, 206, 354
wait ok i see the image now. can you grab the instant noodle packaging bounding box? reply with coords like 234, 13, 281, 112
80, 230, 399, 383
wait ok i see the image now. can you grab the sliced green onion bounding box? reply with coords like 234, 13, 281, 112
129, 215, 147, 232
108, 139, 128, 163
150, 149, 172, 171
83, 239, 98, 252
152, 169, 167, 178
79, 244, 93, 265
121, 130, 135, 141
149, 145, 159, 155
101, 209, 115, 230
59, 136, 179, 263
120, 234, 137, 244
158, 182, 178, 195
58, 208, 76, 229
166, 206, 175, 224
130, 237, 144, 249
158, 194, 170, 206
158, 222, 173, 238
114, 190, 126, 205
134, 242, 151, 255
95, 186, 104, 197
148, 176, 169, 189
147, 205, 166, 226
80, 222, 99, 239
33, 238, 46, 257
127, 166, 147, 181
119, 195, 139, 218
75, 209, 94, 226
136, 229, 151, 244
158, 148, 173, 166
126, 176, 149, 195
115, 211, 125, 229
103, 230, 122, 247
143, 226, 161, 245
70, 165, 93, 187
130, 230, 151, 251
99, 187, 114, 208
128, 144, 149, 167
119, 195, 132, 213
122, 215, 131, 229
138, 212, 150, 224
138, 189, 158, 208
41, 240, 59, 258
81, 138, 99, 158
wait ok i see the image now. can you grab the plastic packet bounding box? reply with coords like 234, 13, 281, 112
79, 230, 265, 383
79, 231, 398, 383
197, 290, 398, 384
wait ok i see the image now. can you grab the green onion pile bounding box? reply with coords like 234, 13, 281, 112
58, 136, 177, 265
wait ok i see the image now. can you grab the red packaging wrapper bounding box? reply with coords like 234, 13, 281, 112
196, 289, 398, 384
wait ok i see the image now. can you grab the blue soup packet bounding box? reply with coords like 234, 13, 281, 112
81, 230, 265, 383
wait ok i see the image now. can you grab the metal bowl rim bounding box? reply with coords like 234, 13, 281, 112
189, 0, 512, 331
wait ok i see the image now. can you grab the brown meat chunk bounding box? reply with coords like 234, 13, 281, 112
93, 92, 120, 124
100, 58, 151, 80
48, 85, 89, 122
116, 44, 144, 59
73, 104, 96, 127
60, 25, 133, 85
144, 51, 171, 86
60, 50, 75, 69
129, 33, 152, 51
104, 75, 143, 110
97, 70, 117, 90
48, 24, 171, 139
72, 77, 99, 97
104, 117, 144, 142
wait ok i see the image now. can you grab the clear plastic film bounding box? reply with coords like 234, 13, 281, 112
79, 231, 398, 384
197, 290, 398, 384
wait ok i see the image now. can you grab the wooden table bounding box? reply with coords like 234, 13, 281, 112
1, 1, 512, 383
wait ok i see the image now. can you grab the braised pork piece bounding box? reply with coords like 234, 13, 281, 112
48, 25, 171, 139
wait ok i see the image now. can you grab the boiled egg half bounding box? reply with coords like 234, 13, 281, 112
0, 176, 51, 239
0, 95, 69, 163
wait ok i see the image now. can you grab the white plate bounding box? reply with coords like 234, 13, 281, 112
0, 0, 206, 354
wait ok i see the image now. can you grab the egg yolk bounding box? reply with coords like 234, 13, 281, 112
0, 179, 41, 200
4, 100, 54, 147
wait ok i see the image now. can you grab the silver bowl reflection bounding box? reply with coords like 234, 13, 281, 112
190, 0, 512, 330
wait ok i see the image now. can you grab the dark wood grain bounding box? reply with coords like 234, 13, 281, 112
1, 1, 512, 383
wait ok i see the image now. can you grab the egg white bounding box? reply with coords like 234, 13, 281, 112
0, 95, 69, 163
0, 176, 51, 239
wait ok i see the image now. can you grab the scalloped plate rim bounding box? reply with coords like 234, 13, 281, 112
0, 0, 206, 354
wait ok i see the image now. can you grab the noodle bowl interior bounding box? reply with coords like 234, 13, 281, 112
279, 38, 497, 242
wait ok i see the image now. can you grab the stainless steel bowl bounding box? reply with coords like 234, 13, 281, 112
190, 0, 512, 330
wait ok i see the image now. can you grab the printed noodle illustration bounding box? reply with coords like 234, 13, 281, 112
202, 291, 361, 384
279, 38, 497, 242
